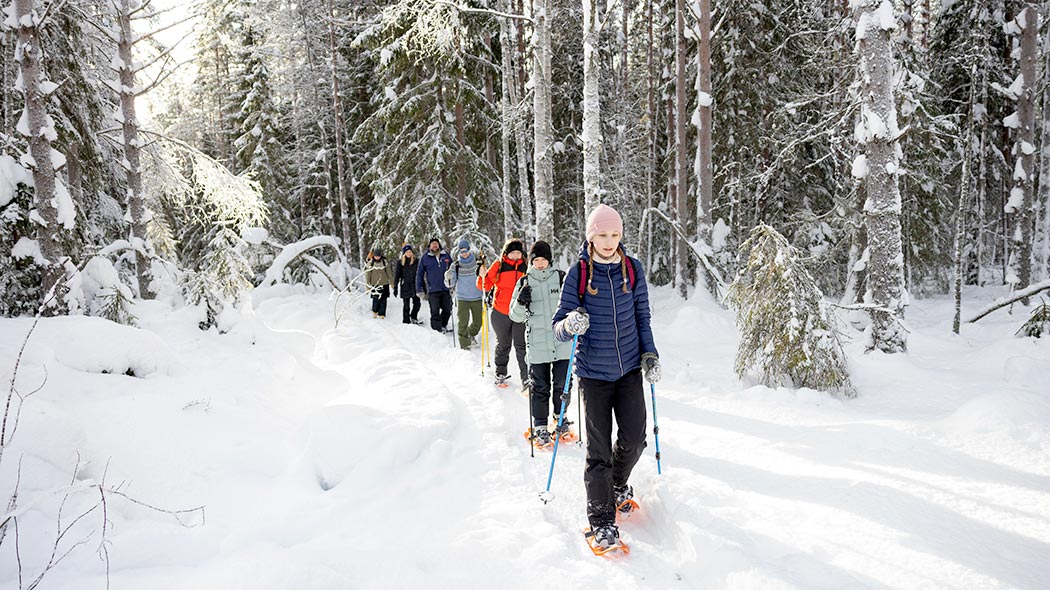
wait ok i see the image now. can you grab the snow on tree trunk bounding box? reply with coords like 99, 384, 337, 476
694, 0, 714, 293
116, 0, 153, 299
854, 0, 907, 353
11, 0, 70, 313
498, 11, 515, 239
728, 224, 855, 397
1038, 12, 1050, 282
953, 69, 978, 335
645, 0, 656, 269
673, 0, 688, 298
581, 0, 602, 215
1005, 6, 1038, 302
327, 0, 354, 262
532, 0, 554, 241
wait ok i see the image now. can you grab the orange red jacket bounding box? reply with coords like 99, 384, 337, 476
477, 256, 526, 316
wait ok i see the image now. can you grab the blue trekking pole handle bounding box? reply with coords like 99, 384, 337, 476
540, 333, 578, 503
650, 382, 662, 475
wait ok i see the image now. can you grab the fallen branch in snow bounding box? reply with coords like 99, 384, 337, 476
965, 279, 1050, 324
333, 270, 369, 329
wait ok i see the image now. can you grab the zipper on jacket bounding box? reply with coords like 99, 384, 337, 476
607, 264, 624, 376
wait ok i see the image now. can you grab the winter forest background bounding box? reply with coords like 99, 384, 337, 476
2, 0, 1050, 587
0, 0, 1048, 335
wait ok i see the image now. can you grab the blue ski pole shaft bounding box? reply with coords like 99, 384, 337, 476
541, 334, 578, 502
650, 382, 662, 475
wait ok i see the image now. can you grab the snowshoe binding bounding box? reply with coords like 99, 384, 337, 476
583, 524, 629, 557
553, 420, 578, 443
524, 427, 554, 449
614, 484, 639, 515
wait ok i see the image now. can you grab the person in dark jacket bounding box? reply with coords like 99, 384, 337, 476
364, 247, 393, 319
552, 203, 661, 551
415, 238, 454, 332
477, 238, 528, 388
392, 244, 422, 324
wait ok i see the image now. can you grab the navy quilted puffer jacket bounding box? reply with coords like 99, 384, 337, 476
552, 242, 658, 381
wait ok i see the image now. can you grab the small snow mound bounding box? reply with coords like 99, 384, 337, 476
939, 392, 1050, 436
1003, 355, 1050, 388
42, 316, 174, 377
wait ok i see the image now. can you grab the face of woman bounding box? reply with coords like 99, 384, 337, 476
592, 231, 621, 258
532, 257, 549, 270
507, 250, 523, 260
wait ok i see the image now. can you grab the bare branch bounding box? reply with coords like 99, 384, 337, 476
640, 207, 729, 300
966, 279, 1050, 323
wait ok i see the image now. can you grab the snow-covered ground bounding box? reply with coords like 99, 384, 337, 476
1, 284, 1048, 589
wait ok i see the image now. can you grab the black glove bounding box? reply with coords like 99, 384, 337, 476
517, 285, 532, 306
393, 286, 399, 297
484, 290, 494, 307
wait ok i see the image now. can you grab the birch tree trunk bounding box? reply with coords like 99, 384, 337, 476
532, 0, 554, 240
673, 0, 688, 297
327, 0, 354, 261
1038, 9, 1050, 281
116, 0, 153, 298
695, 0, 713, 292
855, 0, 908, 353
1007, 6, 1038, 302
582, 0, 602, 214
14, 0, 69, 312
645, 0, 655, 268
499, 10, 515, 238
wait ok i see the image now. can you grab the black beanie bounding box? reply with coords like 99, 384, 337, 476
529, 240, 553, 263
502, 239, 525, 257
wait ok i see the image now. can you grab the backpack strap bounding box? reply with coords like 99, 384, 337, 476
577, 257, 635, 301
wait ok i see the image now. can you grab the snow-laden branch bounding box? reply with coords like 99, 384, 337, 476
965, 279, 1050, 323
639, 207, 728, 300
432, 0, 532, 23
258, 236, 344, 288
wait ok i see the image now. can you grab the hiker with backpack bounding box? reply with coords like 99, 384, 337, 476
508, 240, 574, 448
477, 238, 528, 389
392, 244, 422, 324
448, 239, 486, 349
416, 238, 454, 333
552, 203, 662, 551
364, 247, 393, 319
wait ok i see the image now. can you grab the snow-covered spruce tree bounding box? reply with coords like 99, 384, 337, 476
728, 224, 855, 397
229, 14, 292, 238
853, 0, 908, 353
1016, 299, 1050, 337
183, 223, 254, 330
354, 0, 498, 246
711, 0, 855, 296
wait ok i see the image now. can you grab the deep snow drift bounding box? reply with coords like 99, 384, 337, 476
1, 284, 1048, 589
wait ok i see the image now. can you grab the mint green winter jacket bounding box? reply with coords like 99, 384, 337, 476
509, 266, 573, 364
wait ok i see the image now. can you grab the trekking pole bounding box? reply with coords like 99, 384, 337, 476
539, 334, 578, 504
650, 382, 662, 475
576, 383, 584, 447
479, 306, 487, 374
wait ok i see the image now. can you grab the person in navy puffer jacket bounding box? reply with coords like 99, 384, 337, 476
416, 238, 454, 332
552, 203, 662, 550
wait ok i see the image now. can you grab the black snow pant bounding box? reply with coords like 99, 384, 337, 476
401, 295, 421, 323
428, 290, 453, 331
490, 309, 527, 383
530, 359, 571, 427
581, 369, 647, 528
370, 285, 389, 316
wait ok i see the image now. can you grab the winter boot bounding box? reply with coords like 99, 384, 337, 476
494, 374, 510, 388
532, 427, 552, 446
591, 524, 620, 549
614, 484, 636, 513
554, 420, 573, 438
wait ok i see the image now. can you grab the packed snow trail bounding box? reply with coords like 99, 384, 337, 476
1, 285, 1048, 589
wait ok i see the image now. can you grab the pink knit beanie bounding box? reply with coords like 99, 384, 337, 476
585, 203, 624, 242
